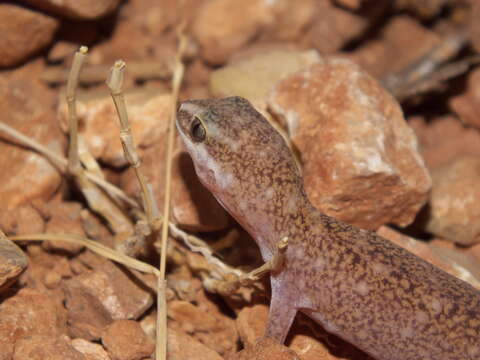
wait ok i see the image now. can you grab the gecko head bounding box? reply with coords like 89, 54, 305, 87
176, 96, 302, 218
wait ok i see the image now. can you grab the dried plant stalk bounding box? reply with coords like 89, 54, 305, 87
42, 60, 173, 85
106, 60, 160, 228
65, 47, 134, 237
382, 29, 469, 100
10, 234, 160, 277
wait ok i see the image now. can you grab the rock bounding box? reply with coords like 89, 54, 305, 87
121, 142, 230, 232
305, 0, 370, 54
0, 204, 45, 235
0, 234, 28, 291
21, 0, 121, 20
101, 320, 154, 360
167, 330, 224, 360
58, 89, 170, 167
63, 261, 154, 340
0, 61, 64, 210
168, 300, 238, 354
471, 0, 480, 53
21, 244, 73, 291
378, 226, 480, 289
210, 49, 321, 105
43, 201, 86, 254
0, 288, 63, 360
13, 335, 85, 360
231, 337, 300, 360
260, 0, 316, 41
71, 339, 111, 360
410, 116, 480, 170
192, 0, 274, 64
425, 155, 480, 246
449, 68, 480, 129
0, 4, 59, 67
289, 335, 338, 360
395, 0, 448, 18
268, 58, 431, 230
349, 16, 440, 79
333, 0, 363, 9
236, 304, 268, 346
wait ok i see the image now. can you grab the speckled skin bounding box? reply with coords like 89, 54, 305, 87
176, 97, 480, 360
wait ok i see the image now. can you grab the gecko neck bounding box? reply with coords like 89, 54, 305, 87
233, 190, 315, 262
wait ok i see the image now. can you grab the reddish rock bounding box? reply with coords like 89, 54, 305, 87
0, 288, 63, 360
236, 304, 268, 346
21, 244, 73, 291
231, 337, 300, 360
167, 330, 224, 360
0, 61, 64, 210
425, 155, 480, 246
349, 16, 440, 79
410, 116, 480, 170
289, 335, 338, 360
168, 299, 238, 354
71, 339, 111, 360
0, 235, 27, 291
333, 0, 363, 9
0, 4, 58, 67
192, 0, 274, 64
268, 58, 431, 230
305, 0, 369, 55
13, 335, 85, 360
102, 320, 154, 360
378, 226, 480, 289
449, 68, 480, 129
21, 0, 121, 20
63, 261, 154, 340
121, 142, 230, 232
395, 0, 448, 18
43, 201, 86, 254
471, 0, 480, 53
261, 0, 316, 41
0, 204, 45, 235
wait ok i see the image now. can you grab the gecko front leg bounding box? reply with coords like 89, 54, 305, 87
265, 275, 298, 343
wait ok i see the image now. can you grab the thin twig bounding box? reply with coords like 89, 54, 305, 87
67, 46, 88, 176
42, 61, 173, 85
156, 15, 188, 360
10, 234, 160, 277
382, 28, 469, 100
65, 47, 134, 237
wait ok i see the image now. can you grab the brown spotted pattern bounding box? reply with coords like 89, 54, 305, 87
176, 97, 480, 360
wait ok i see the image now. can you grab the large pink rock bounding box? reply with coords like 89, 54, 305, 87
268, 57, 431, 230
0, 4, 59, 67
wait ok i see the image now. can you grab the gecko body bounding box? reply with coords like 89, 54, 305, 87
176, 96, 480, 360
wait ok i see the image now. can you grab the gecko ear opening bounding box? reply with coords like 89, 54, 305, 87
190, 116, 207, 143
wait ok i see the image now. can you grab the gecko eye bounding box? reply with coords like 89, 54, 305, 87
190, 117, 206, 143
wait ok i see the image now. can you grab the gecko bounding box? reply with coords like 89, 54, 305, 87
176, 96, 480, 360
